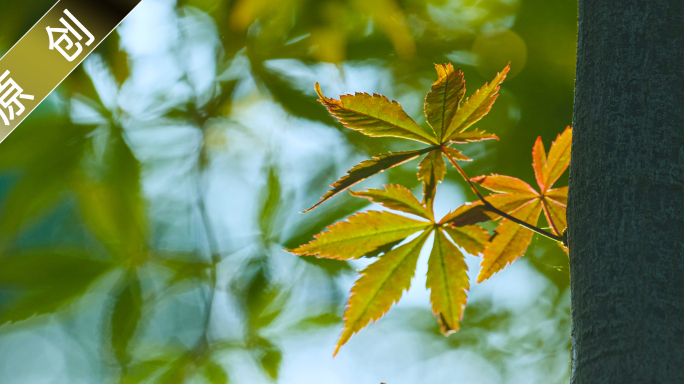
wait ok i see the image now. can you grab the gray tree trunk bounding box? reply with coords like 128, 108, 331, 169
568, 1, 684, 383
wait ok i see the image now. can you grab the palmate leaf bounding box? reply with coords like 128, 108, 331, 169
424, 63, 466, 142
304, 148, 433, 212
335, 229, 432, 356
443, 65, 510, 142
426, 228, 469, 335
288, 210, 430, 260
349, 184, 432, 220
315, 83, 438, 145
478, 199, 543, 283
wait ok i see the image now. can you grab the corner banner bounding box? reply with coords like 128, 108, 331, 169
0, 0, 142, 142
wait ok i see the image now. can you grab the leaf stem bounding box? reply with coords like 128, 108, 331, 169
442, 148, 564, 243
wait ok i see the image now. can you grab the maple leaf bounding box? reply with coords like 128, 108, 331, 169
304, 148, 433, 213
288, 210, 430, 260
315, 83, 438, 145
349, 184, 432, 220
335, 229, 432, 356
426, 228, 470, 335
465, 126, 572, 282
307, 65, 506, 212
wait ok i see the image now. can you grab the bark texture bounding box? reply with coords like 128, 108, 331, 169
569, 1, 684, 383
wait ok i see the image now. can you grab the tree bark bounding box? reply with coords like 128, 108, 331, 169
569, 1, 684, 383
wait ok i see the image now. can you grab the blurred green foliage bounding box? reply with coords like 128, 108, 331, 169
0, 0, 576, 383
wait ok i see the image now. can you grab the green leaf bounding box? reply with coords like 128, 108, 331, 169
417, 150, 446, 212
443, 147, 472, 162
335, 229, 432, 355
443, 225, 490, 255
0, 252, 112, 325
427, 228, 469, 335
258, 165, 283, 242
443, 64, 510, 141
315, 82, 438, 144
304, 148, 433, 212
424, 63, 465, 142
111, 272, 143, 366
349, 184, 431, 220
289, 210, 430, 260
448, 129, 499, 143
439, 202, 495, 227
204, 361, 229, 384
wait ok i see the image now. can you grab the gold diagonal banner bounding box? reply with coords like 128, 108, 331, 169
0, 0, 142, 142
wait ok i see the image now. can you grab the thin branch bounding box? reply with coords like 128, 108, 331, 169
442, 148, 564, 243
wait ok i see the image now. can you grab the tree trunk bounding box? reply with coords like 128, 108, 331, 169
569, 1, 684, 382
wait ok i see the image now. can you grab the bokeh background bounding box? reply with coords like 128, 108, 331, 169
0, 0, 577, 383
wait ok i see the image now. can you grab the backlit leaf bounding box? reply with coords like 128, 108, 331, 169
335, 229, 431, 355
471, 174, 538, 195
315, 83, 438, 144
289, 210, 430, 260
443, 64, 510, 141
417, 150, 446, 211
439, 202, 494, 227
543, 126, 572, 191
542, 195, 567, 236
448, 129, 499, 143
443, 225, 490, 255
532, 136, 547, 191
442, 147, 471, 162
304, 148, 433, 212
349, 184, 431, 220
545, 186, 568, 205
477, 199, 543, 283
424, 63, 465, 142
426, 228, 469, 335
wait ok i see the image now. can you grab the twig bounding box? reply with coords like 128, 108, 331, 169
442, 147, 564, 243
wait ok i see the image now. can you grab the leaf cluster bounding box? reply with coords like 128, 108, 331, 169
287, 63, 572, 355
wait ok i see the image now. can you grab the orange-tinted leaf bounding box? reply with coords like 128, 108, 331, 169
471, 174, 538, 195
335, 229, 432, 355
426, 228, 468, 335
424, 63, 465, 142
305, 148, 432, 212
443, 64, 510, 141
443, 225, 490, 255
289, 210, 430, 260
349, 184, 431, 220
532, 136, 547, 191
439, 202, 494, 226
477, 199, 542, 283
443, 147, 472, 162
545, 186, 568, 205
544, 126, 572, 190
315, 83, 438, 144
542, 196, 567, 236
417, 150, 446, 211
448, 129, 499, 143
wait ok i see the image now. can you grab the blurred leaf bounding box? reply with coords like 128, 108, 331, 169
417, 150, 446, 212
443, 65, 510, 142
258, 165, 283, 242
305, 148, 433, 212
74, 128, 147, 264
0, 252, 112, 325
294, 312, 341, 329
426, 228, 468, 335
252, 336, 281, 380
424, 63, 465, 142
289, 210, 430, 260
335, 229, 431, 356
111, 271, 143, 366
349, 184, 431, 220
478, 200, 542, 283
314, 82, 437, 145
204, 361, 229, 384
